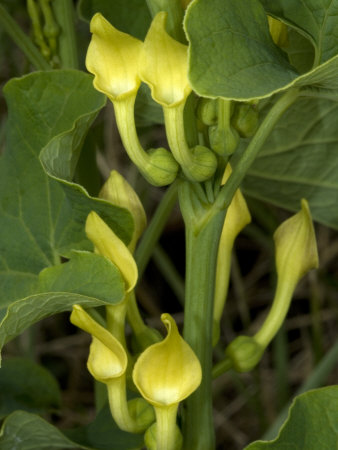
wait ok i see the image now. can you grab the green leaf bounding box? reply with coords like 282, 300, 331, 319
242, 96, 338, 230
0, 407, 144, 450
78, 0, 151, 40
65, 404, 144, 449
0, 251, 125, 354
184, 0, 338, 100
0, 70, 133, 306
0, 358, 61, 419
260, 0, 338, 65
245, 386, 338, 449
184, 0, 298, 100
0, 411, 89, 449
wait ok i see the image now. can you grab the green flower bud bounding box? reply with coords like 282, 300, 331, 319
127, 397, 155, 432
196, 98, 218, 126
146, 148, 180, 186
209, 126, 240, 156
188, 145, 218, 181
225, 336, 264, 373
231, 103, 259, 138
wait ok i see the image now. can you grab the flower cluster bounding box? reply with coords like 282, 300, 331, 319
70, 171, 201, 450
86, 12, 217, 185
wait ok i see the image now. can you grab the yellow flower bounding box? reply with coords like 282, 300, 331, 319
70, 305, 154, 433
99, 170, 147, 252
139, 12, 216, 182
70, 305, 127, 382
133, 313, 201, 450
86, 13, 179, 187
85, 211, 138, 293
274, 198, 318, 285
139, 12, 191, 108
223, 200, 318, 372
213, 165, 251, 345
86, 13, 142, 102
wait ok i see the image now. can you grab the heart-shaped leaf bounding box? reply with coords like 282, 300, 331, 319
245, 386, 338, 449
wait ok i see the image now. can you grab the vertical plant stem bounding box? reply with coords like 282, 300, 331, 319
182, 207, 225, 450
52, 0, 78, 69
0, 4, 51, 70
135, 180, 179, 278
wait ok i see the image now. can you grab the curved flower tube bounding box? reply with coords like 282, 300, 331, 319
70, 305, 154, 433
86, 13, 178, 186
85, 210, 139, 344
254, 198, 318, 347
221, 199, 318, 372
133, 313, 202, 450
140, 12, 217, 182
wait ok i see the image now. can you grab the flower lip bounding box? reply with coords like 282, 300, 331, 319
139, 12, 192, 107
132, 313, 202, 407
86, 13, 142, 101
70, 305, 128, 381
85, 211, 138, 292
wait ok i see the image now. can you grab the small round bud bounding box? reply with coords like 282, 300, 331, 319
225, 336, 264, 372
127, 398, 155, 431
186, 145, 217, 182
209, 126, 239, 156
196, 98, 218, 126
232, 103, 259, 138
145, 148, 179, 186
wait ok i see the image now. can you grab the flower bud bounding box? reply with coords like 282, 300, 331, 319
99, 170, 146, 252
225, 336, 264, 372
85, 211, 138, 292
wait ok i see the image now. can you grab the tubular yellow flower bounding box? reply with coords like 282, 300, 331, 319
99, 170, 147, 252
85, 211, 137, 293
86, 13, 142, 101
70, 305, 154, 433
86, 13, 178, 187
140, 12, 217, 182
133, 313, 201, 450
222, 199, 318, 373
254, 198, 319, 347
213, 165, 251, 345
139, 12, 190, 108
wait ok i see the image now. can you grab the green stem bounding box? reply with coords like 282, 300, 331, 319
107, 376, 147, 433
52, 0, 78, 69
164, 104, 217, 182
181, 194, 225, 450
135, 181, 179, 278
114, 96, 178, 186
0, 3, 51, 70
212, 357, 232, 379
126, 291, 161, 349
211, 88, 299, 220
154, 404, 180, 450
254, 279, 296, 347
106, 299, 128, 348
114, 95, 152, 171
